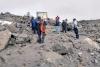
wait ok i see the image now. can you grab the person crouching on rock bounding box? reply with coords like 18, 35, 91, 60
72, 18, 79, 39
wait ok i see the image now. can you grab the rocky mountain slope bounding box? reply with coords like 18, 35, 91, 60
0, 26, 100, 67
0, 13, 100, 67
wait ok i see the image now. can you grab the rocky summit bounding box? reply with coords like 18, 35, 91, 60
0, 13, 100, 67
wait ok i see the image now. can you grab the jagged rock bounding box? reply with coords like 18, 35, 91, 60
52, 44, 74, 56
0, 25, 6, 31
5, 22, 17, 33
52, 44, 67, 55
96, 38, 100, 43
0, 29, 11, 51
82, 38, 100, 49
16, 33, 31, 44
77, 64, 85, 67
43, 51, 63, 63
8, 35, 16, 45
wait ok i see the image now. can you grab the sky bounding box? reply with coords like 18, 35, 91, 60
0, 0, 100, 21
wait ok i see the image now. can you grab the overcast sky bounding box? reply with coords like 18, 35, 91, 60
0, 0, 100, 21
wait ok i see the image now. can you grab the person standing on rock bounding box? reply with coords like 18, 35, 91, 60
62, 20, 67, 33
73, 18, 79, 39
31, 17, 37, 34
36, 17, 46, 43
72, 18, 79, 39
40, 19, 46, 43
36, 17, 41, 43
55, 16, 61, 33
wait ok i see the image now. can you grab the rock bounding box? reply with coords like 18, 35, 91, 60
52, 44, 67, 55
0, 25, 6, 31
16, 33, 31, 44
83, 38, 100, 49
5, 22, 17, 33
91, 59, 98, 64
8, 35, 16, 45
90, 53, 95, 56
43, 51, 63, 63
96, 38, 100, 43
78, 52, 83, 57
0, 56, 6, 63
0, 56, 6, 67
0, 29, 11, 51
60, 35, 70, 42
77, 64, 85, 67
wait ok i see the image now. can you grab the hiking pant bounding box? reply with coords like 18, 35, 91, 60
41, 32, 46, 43
37, 29, 41, 43
73, 27, 79, 39
62, 27, 67, 33
32, 27, 37, 34
55, 26, 60, 33
37, 30, 46, 43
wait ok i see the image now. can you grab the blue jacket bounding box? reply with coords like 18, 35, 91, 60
32, 19, 37, 28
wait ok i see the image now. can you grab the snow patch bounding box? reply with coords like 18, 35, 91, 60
0, 20, 13, 25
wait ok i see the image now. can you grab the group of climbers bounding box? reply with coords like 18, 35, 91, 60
31, 16, 79, 44
55, 16, 79, 39
31, 17, 47, 43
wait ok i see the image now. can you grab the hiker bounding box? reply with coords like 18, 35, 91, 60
36, 17, 41, 43
62, 20, 67, 33
31, 17, 37, 34
55, 16, 61, 33
72, 18, 79, 39
40, 19, 46, 43
36, 17, 46, 43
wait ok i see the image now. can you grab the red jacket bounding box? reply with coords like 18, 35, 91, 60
40, 21, 46, 33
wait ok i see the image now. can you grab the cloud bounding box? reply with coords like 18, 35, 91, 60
0, 0, 100, 20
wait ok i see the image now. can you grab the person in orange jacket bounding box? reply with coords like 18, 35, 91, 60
40, 19, 46, 43
36, 17, 46, 43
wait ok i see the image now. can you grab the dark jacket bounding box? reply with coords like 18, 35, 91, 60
62, 21, 67, 28
55, 21, 60, 26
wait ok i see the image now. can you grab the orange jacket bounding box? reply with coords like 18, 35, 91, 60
40, 21, 46, 33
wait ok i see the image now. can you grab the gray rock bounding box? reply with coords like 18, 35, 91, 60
15, 33, 31, 44
52, 44, 67, 55
96, 38, 100, 43
0, 25, 6, 31
0, 29, 11, 51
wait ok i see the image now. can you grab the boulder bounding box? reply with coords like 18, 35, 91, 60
74, 37, 100, 50
96, 38, 100, 43
52, 44, 67, 55
0, 29, 11, 51
52, 44, 74, 56
16, 33, 31, 44
5, 22, 17, 33
42, 51, 69, 67
43, 51, 63, 63
0, 25, 6, 31
83, 38, 100, 49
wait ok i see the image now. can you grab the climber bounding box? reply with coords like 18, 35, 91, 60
62, 20, 67, 33
72, 18, 79, 39
40, 19, 46, 43
31, 17, 37, 34
55, 16, 61, 33
36, 17, 46, 43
